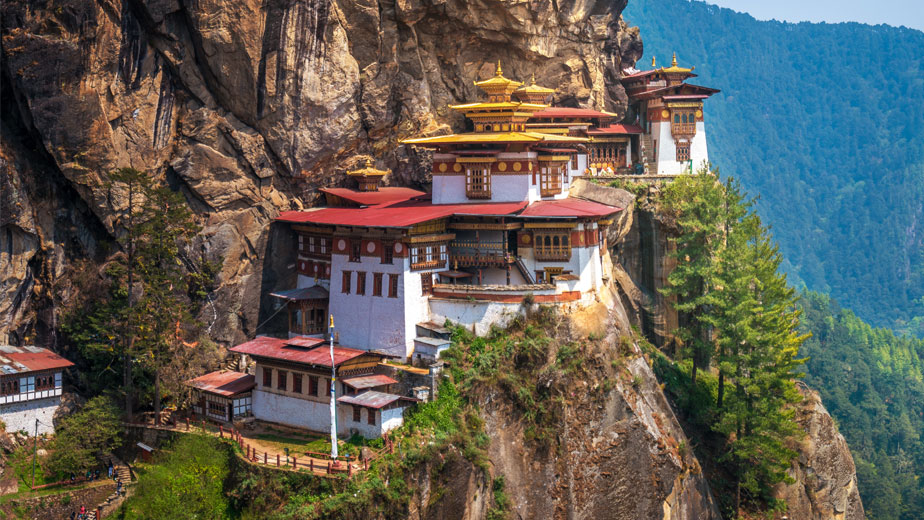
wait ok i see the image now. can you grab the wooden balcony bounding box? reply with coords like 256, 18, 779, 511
671, 123, 696, 136
410, 258, 447, 271
449, 240, 511, 267
533, 246, 571, 262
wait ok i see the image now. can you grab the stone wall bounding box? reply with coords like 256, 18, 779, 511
0, 396, 62, 435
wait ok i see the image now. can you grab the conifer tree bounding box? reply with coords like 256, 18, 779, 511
661, 168, 725, 386
714, 218, 808, 512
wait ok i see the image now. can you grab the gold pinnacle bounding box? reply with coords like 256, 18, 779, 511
651, 56, 656, 67
496, 60, 503, 76
672, 52, 678, 67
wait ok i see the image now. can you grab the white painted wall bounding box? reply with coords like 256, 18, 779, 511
429, 298, 525, 336
652, 121, 708, 175
432, 152, 537, 204
328, 253, 441, 358
1, 396, 62, 435
690, 121, 709, 171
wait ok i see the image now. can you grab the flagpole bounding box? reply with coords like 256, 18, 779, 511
329, 314, 338, 461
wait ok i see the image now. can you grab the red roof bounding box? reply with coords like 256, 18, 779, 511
337, 391, 417, 409
186, 371, 255, 397
278, 200, 527, 228
662, 95, 710, 101
0, 346, 74, 374
342, 374, 398, 390
518, 198, 621, 218
229, 336, 381, 367
587, 124, 644, 135
320, 187, 426, 207
531, 107, 616, 120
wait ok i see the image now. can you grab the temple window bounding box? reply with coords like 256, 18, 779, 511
293, 373, 302, 394
373, 273, 383, 296
411, 242, 448, 271
381, 242, 394, 264
309, 375, 318, 395
534, 231, 572, 261
277, 370, 287, 391
465, 166, 491, 199
388, 274, 399, 298
342, 271, 352, 294
540, 165, 563, 197
676, 142, 691, 162
350, 241, 361, 262
367, 409, 376, 425
353, 406, 361, 422
356, 271, 367, 295
263, 368, 272, 387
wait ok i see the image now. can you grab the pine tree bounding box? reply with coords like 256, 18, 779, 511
714, 218, 808, 513
661, 167, 726, 387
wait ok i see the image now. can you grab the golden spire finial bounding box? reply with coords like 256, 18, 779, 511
365, 158, 373, 168
530, 73, 536, 85
671, 52, 677, 67
496, 60, 503, 76
651, 56, 656, 67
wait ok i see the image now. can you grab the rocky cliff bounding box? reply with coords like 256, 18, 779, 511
0, 0, 642, 346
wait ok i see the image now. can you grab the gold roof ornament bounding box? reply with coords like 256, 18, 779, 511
347, 158, 391, 192
474, 60, 523, 101
651, 56, 656, 67
661, 52, 694, 74
513, 73, 555, 105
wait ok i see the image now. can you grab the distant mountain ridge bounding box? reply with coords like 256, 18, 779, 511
625, 0, 924, 337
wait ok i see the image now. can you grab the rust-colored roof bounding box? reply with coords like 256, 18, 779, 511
0, 346, 74, 375
277, 200, 528, 228
342, 374, 398, 390
531, 107, 617, 120
518, 198, 622, 219
587, 124, 644, 135
229, 337, 381, 367
336, 390, 417, 409
186, 370, 255, 397
320, 187, 426, 207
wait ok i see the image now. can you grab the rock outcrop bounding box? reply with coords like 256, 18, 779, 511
0, 0, 642, 346
773, 385, 865, 520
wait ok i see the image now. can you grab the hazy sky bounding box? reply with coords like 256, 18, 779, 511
704, 0, 924, 31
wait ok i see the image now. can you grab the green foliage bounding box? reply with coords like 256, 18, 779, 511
46, 396, 124, 478
625, 0, 924, 337
122, 434, 236, 520
798, 291, 924, 520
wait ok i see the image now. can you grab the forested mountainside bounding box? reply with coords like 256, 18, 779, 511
798, 292, 924, 520
625, 0, 924, 337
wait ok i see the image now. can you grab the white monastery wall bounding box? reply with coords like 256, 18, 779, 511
381, 407, 405, 433
690, 121, 709, 171
329, 253, 408, 355
1, 396, 62, 435
432, 175, 467, 204
429, 298, 524, 336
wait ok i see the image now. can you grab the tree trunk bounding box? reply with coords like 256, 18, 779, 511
717, 369, 725, 408
154, 370, 161, 425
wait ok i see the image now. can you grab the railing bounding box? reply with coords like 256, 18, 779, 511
410, 258, 447, 271
671, 123, 695, 136
534, 246, 571, 261
449, 241, 510, 267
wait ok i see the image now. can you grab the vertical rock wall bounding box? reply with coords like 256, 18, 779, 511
0, 0, 642, 345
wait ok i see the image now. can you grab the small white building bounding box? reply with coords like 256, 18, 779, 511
0, 346, 73, 435
229, 336, 417, 438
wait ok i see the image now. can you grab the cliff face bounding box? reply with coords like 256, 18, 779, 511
0, 0, 642, 346
773, 386, 865, 520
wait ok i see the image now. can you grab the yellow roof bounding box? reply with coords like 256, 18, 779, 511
659, 53, 694, 74
449, 101, 548, 111
347, 158, 390, 177
401, 132, 587, 145
515, 74, 555, 94
474, 62, 523, 92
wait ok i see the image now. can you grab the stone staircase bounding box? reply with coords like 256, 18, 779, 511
86, 456, 132, 519
222, 353, 249, 373
639, 134, 657, 173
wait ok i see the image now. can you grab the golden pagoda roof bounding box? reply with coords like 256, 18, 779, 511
474, 62, 523, 92
401, 131, 587, 146
347, 158, 390, 177
659, 53, 694, 74
515, 74, 555, 95
449, 101, 548, 111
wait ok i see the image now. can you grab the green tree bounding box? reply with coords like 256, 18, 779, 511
661, 167, 726, 386
46, 396, 124, 477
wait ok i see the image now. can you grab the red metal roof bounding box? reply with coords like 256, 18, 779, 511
587, 124, 644, 135
336, 390, 417, 409
342, 374, 398, 390
0, 346, 74, 374
186, 370, 255, 397
277, 200, 528, 228
320, 187, 426, 207
229, 336, 380, 367
531, 107, 616, 120
286, 336, 327, 348
518, 198, 622, 218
